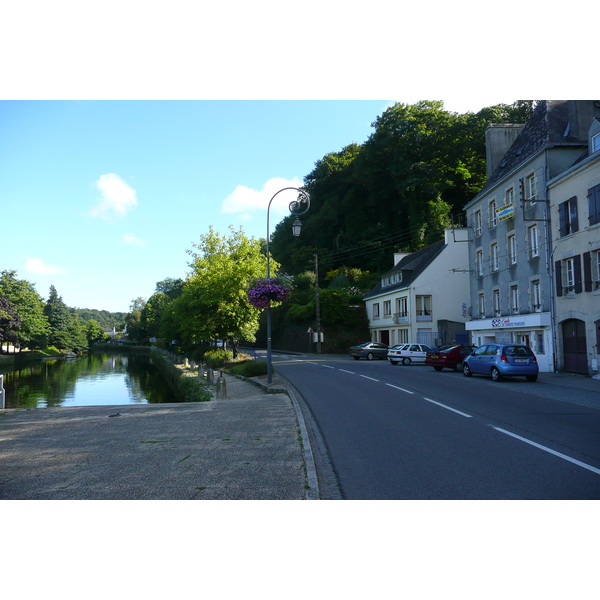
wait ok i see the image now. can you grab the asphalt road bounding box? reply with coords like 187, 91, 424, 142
269, 352, 600, 500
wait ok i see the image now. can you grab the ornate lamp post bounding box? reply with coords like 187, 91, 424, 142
265, 187, 310, 383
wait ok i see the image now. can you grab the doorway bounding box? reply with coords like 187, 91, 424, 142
562, 319, 587, 374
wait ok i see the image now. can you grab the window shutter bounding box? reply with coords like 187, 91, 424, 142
574, 255, 583, 294
555, 260, 563, 296
589, 185, 600, 226
570, 197, 579, 233
583, 252, 592, 292
558, 203, 567, 237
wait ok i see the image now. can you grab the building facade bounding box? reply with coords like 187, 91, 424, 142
463, 101, 600, 372
548, 117, 600, 376
363, 228, 470, 348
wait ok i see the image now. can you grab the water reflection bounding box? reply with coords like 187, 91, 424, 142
2, 352, 178, 409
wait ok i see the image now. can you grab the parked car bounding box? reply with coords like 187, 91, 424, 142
462, 343, 539, 382
349, 342, 389, 360
388, 343, 432, 365
425, 344, 478, 372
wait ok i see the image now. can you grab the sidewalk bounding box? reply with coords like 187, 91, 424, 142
0, 373, 313, 500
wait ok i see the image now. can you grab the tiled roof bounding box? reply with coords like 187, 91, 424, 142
363, 239, 445, 299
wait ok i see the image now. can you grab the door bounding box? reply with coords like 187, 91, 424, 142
562, 319, 587, 374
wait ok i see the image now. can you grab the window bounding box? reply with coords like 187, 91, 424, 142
505, 187, 514, 205
528, 224, 539, 258
474, 210, 482, 237
524, 173, 538, 203
531, 280, 541, 312
489, 199, 497, 228
565, 258, 575, 293
416, 295, 432, 320
399, 329, 408, 344
492, 288, 501, 317
510, 285, 520, 314
476, 249, 484, 276
558, 197, 579, 236
478, 293, 485, 319
490, 243, 499, 271
372, 303, 380, 319
396, 297, 408, 318
383, 300, 391, 318
589, 184, 600, 226
592, 132, 600, 153
508, 234, 517, 265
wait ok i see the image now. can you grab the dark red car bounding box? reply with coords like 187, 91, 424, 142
425, 344, 477, 372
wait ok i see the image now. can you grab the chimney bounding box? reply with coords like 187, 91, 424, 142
394, 250, 410, 266
485, 124, 524, 178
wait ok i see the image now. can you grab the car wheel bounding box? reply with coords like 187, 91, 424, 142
353, 356, 360, 360
367, 352, 374, 361
453, 361, 463, 372
402, 357, 411, 366
526, 375, 538, 382
462, 363, 472, 377
491, 367, 503, 382
390, 360, 399, 366
433, 366, 443, 371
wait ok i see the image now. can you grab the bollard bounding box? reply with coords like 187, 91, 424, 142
197, 363, 205, 380
183, 357, 190, 369
206, 367, 214, 384
0, 374, 4, 410
215, 370, 227, 399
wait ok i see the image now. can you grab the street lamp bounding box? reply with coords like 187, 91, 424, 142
265, 187, 310, 383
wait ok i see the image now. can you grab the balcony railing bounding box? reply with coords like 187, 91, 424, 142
393, 312, 409, 324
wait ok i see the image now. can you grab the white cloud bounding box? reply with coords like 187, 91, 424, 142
122, 233, 147, 247
25, 258, 66, 275
87, 173, 138, 220
221, 177, 304, 220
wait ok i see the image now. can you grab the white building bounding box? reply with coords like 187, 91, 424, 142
363, 228, 471, 348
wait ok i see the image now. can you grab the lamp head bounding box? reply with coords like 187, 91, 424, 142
292, 217, 302, 237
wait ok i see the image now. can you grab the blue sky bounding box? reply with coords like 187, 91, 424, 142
1, 99, 516, 313
0, 3, 586, 314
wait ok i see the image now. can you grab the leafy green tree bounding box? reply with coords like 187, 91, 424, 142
140, 292, 171, 339
0, 270, 49, 349
155, 278, 185, 300
125, 297, 147, 342
0, 296, 22, 351
85, 319, 108, 345
44, 285, 76, 350
173, 226, 273, 355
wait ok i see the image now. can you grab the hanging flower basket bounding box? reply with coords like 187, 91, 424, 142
247, 276, 293, 309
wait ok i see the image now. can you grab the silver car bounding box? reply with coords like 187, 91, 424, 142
388, 343, 433, 366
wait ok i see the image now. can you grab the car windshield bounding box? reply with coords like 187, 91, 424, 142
504, 346, 534, 357
440, 345, 459, 353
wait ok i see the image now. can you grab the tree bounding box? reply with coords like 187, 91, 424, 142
155, 278, 185, 300
0, 270, 49, 350
173, 226, 274, 356
85, 319, 107, 345
140, 292, 171, 339
125, 297, 147, 341
44, 285, 76, 350
0, 296, 22, 351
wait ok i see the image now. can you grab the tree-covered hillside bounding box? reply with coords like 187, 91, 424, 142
270, 100, 534, 277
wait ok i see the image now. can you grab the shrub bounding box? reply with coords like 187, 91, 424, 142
203, 348, 233, 368
228, 360, 268, 377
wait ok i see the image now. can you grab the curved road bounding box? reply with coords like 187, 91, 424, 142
269, 352, 600, 499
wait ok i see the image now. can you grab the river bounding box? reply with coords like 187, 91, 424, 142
1, 351, 178, 409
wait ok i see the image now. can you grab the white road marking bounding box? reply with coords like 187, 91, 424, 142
423, 397, 472, 418
322, 365, 335, 369
360, 375, 379, 382
385, 384, 415, 395
339, 369, 355, 374
493, 427, 600, 476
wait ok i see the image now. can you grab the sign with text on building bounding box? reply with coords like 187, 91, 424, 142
491, 317, 526, 328
496, 203, 515, 221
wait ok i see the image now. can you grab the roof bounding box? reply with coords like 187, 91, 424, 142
466, 100, 595, 208
363, 239, 446, 300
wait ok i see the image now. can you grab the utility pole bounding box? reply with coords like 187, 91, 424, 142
314, 254, 321, 354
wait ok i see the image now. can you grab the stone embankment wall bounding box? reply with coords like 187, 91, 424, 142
150, 347, 213, 402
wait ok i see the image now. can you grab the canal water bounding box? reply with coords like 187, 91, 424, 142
1, 352, 178, 409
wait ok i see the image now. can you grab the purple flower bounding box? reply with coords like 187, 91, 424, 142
247, 277, 292, 309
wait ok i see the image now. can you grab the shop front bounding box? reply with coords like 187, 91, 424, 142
465, 312, 554, 372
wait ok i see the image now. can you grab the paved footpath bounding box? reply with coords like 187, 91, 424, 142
0, 374, 311, 500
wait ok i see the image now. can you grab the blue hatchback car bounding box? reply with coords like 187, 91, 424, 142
462, 343, 539, 382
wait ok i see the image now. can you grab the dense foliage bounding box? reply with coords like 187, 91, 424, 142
270, 100, 534, 276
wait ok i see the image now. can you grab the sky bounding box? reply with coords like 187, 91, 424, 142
1, 2, 590, 314
0, 98, 518, 313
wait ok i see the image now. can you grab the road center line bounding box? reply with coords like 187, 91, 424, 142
339, 369, 355, 375
385, 383, 415, 395
360, 375, 379, 382
322, 365, 335, 369
423, 397, 472, 418
493, 427, 600, 476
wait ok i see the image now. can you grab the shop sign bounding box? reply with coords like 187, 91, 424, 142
496, 203, 515, 221
492, 317, 526, 328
